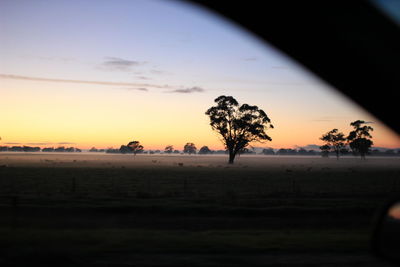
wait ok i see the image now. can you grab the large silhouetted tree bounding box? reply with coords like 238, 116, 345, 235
320, 129, 346, 160
347, 120, 373, 159
205, 95, 273, 164
183, 143, 197, 154
127, 140, 144, 156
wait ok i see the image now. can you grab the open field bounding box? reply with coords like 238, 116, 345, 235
2, 152, 400, 169
0, 153, 399, 266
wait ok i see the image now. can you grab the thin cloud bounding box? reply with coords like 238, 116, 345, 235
57, 142, 76, 145
1, 74, 205, 93
100, 57, 147, 71
27, 142, 52, 145
166, 86, 205, 94
243, 57, 258, 61
136, 76, 152, 80
125, 87, 149, 92
34, 55, 75, 63
3, 142, 21, 145
150, 69, 171, 75
0, 74, 171, 89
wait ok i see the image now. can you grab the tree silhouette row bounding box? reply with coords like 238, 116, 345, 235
320, 120, 374, 160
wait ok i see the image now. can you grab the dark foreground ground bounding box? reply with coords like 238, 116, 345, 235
0, 154, 399, 266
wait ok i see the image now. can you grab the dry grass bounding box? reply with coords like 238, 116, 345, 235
0, 153, 399, 266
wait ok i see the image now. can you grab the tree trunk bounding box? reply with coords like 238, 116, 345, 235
228, 150, 235, 164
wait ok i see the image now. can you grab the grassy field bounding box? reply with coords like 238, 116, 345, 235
0, 153, 399, 266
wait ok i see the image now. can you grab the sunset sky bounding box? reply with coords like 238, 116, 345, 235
1, 0, 399, 150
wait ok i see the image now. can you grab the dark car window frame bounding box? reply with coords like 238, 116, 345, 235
187, 1, 400, 135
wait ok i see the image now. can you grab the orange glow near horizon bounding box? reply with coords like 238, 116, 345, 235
1, 78, 399, 151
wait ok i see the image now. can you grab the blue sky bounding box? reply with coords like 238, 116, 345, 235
0, 0, 303, 86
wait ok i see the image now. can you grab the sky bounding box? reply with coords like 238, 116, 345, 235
1, 0, 399, 150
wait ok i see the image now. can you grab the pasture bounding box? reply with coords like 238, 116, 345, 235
0, 153, 399, 266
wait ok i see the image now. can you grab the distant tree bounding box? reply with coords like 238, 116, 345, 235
164, 145, 174, 154
55, 146, 65, 152
340, 147, 350, 156
127, 141, 144, 156
89, 147, 98, 152
384, 149, 395, 156
106, 147, 120, 153
298, 148, 308, 155
205, 95, 273, 164
262, 148, 275, 155
307, 150, 316, 156
371, 149, 381, 156
65, 147, 75, 152
119, 145, 130, 154
320, 145, 330, 158
42, 147, 54, 152
276, 148, 297, 155
277, 148, 288, 155
238, 147, 256, 155
183, 143, 197, 154
347, 120, 373, 160
7, 146, 18, 152
199, 146, 212, 154
320, 129, 346, 160
22, 146, 40, 152
173, 150, 180, 154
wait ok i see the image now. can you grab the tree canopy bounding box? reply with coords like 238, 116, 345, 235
127, 140, 144, 155
320, 128, 346, 160
164, 145, 173, 154
205, 95, 273, 164
198, 146, 212, 154
347, 120, 373, 159
183, 143, 197, 154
